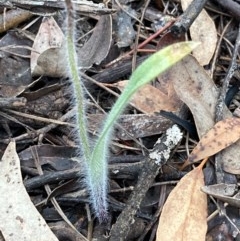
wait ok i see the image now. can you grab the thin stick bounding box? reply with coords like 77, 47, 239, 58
171, 0, 208, 35
105, 19, 175, 67
215, 22, 240, 121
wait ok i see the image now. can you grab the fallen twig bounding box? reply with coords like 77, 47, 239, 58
109, 125, 183, 241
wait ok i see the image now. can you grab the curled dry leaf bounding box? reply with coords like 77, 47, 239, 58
181, 0, 217, 65
157, 166, 207, 241
183, 117, 240, 168
79, 14, 112, 68
31, 16, 66, 77
0, 142, 58, 241
0, 9, 33, 33
31, 15, 112, 76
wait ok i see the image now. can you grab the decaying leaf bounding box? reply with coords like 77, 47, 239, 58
202, 184, 240, 208
181, 0, 217, 65
184, 118, 240, 166
0, 142, 58, 241
115, 81, 182, 113
157, 166, 207, 241
19, 144, 78, 171
0, 31, 32, 97
79, 14, 112, 68
169, 56, 221, 136
31, 15, 112, 76
31, 16, 66, 77
202, 183, 237, 197
0, 9, 33, 33
87, 113, 172, 140
168, 55, 240, 174
113, 8, 136, 47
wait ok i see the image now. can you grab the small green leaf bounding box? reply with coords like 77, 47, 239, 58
130, 42, 200, 91
96, 41, 199, 145
89, 41, 199, 220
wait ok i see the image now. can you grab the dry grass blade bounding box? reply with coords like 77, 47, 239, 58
157, 163, 207, 241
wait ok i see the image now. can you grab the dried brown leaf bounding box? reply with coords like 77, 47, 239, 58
181, 0, 217, 65
170, 56, 221, 136
169, 55, 240, 174
116, 81, 181, 113
79, 14, 112, 68
0, 142, 58, 241
31, 16, 66, 77
157, 166, 207, 241
184, 118, 240, 166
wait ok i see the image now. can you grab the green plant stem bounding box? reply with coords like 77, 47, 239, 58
90, 42, 200, 220
65, 0, 90, 161
94, 42, 200, 152
64, 0, 199, 222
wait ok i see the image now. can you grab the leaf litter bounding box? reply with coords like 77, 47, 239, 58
111, 80, 182, 113
168, 55, 240, 174
0, 1, 240, 240
201, 184, 240, 209
31, 16, 66, 77
182, 117, 240, 168
180, 0, 217, 65
0, 142, 58, 241
157, 160, 208, 241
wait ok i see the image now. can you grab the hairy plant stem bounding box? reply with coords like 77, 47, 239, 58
90, 42, 200, 221
65, 0, 198, 222
65, 0, 90, 161
65, 0, 108, 222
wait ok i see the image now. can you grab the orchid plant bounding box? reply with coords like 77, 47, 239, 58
65, 0, 198, 222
